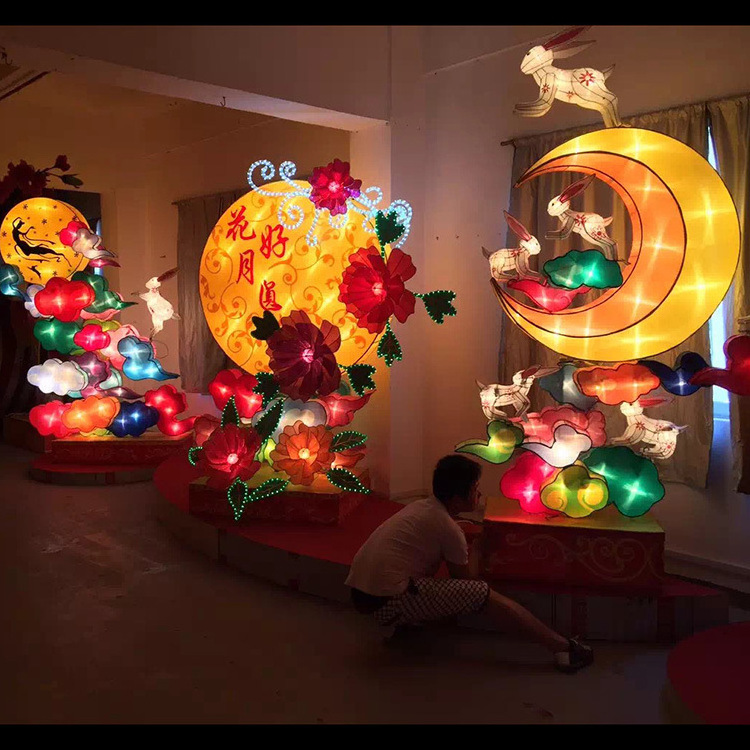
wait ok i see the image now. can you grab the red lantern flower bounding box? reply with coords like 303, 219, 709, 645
338, 246, 417, 334
267, 310, 341, 401
331, 446, 366, 470
199, 423, 262, 490
270, 422, 334, 486
314, 391, 371, 427
54, 155, 71, 172
309, 159, 362, 216
35, 277, 95, 322
208, 368, 262, 419
193, 414, 221, 447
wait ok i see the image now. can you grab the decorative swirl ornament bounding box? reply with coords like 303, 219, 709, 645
246, 159, 412, 249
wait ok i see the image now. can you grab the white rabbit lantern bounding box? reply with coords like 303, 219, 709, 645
514, 25, 623, 128
139, 267, 181, 339
609, 396, 688, 460
482, 211, 543, 281
477, 365, 559, 420
546, 174, 618, 259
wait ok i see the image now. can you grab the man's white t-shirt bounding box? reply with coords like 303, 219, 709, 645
345, 496, 468, 597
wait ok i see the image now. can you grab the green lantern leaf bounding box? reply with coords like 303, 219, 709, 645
330, 430, 368, 453
255, 398, 284, 441
33, 319, 81, 354
221, 396, 240, 428
188, 446, 203, 467
582, 446, 665, 518
345, 364, 377, 396
227, 478, 250, 522
374, 210, 405, 248
248, 477, 288, 504
60, 173, 84, 188
420, 290, 457, 325
377, 322, 402, 367
327, 468, 370, 494
455, 420, 524, 464
543, 250, 623, 290
253, 372, 280, 409
250, 310, 280, 340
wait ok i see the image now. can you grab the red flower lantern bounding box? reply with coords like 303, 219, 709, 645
308, 159, 362, 216
199, 423, 262, 490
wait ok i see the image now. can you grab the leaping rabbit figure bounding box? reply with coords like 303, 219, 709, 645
609, 396, 688, 460
546, 175, 618, 259
514, 26, 623, 128
139, 267, 180, 339
477, 365, 560, 420
481, 211, 543, 281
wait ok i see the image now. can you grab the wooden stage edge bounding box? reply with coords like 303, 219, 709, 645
154, 484, 729, 643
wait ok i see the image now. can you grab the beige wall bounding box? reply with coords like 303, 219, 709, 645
6, 25, 750, 587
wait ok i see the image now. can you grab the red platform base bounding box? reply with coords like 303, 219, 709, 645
483, 496, 665, 593
189, 466, 367, 526
155, 453, 728, 643
667, 622, 750, 724
30, 432, 191, 485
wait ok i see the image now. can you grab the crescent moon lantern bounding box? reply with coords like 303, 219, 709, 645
494, 128, 740, 362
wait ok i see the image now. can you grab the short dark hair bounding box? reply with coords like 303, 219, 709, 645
432, 454, 482, 505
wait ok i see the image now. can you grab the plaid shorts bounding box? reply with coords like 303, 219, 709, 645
373, 578, 490, 627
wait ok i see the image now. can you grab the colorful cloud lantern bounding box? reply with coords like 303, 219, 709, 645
540, 463, 609, 518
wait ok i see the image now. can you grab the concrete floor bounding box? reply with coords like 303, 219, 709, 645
0, 444, 690, 724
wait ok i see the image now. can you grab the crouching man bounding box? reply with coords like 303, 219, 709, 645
345, 454, 593, 674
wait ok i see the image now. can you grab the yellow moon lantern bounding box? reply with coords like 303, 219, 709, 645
200, 180, 381, 373
495, 128, 741, 362
0, 198, 90, 284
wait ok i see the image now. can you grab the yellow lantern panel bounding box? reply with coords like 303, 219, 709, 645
200, 181, 381, 373
0, 198, 90, 284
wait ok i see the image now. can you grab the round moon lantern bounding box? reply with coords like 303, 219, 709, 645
200, 179, 383, 373
0, 197, 90, 284
494, 127, 741, 362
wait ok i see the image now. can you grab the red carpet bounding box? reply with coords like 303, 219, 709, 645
154, 453, 403, 566
668, 621, 750, 724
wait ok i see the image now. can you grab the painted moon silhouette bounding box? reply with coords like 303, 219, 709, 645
0, 198, 90, 284
494, 128, 740, 362
199, 180, 380, 373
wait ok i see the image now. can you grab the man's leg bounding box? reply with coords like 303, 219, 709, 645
484, 588, 568, 652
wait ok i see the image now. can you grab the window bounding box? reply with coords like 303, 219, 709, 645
707, 122, 730, 421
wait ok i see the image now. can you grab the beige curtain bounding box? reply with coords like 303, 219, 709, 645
707, 95, 750, 493
176, 189, 245, 392
501, 103, 712, 488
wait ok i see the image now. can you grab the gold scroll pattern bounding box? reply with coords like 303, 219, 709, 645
486, 532, 664, 584
199, 181, 380, 373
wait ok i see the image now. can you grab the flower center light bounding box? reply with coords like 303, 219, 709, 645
371, 281, 386, 298
298, 448, 311, 460
328, 181, 340, 193
301, 347, 315, 364
226, 452, 239, 465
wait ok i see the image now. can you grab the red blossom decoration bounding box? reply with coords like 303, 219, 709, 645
193, 414, 221, 447
0, 156, 79, 207
199, 423, 262, 490
338, 246, 417, 334
35, 277, 96, 322
309, 159, 362, 216
267, 310, 341, 402
29, 401, 74, 438
207, 368, 262, 419
54, 155, 71, 172
314, 391, 371, 427
270, 422, 334, 486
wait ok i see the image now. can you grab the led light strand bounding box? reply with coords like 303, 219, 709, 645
188, 446, 203, 467
330, 430, 368, 452
326, 467, 370, 494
